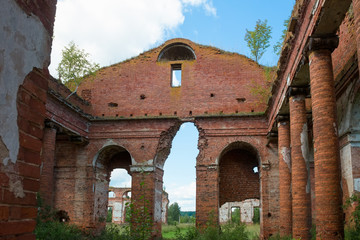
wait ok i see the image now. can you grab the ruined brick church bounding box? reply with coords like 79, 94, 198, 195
1, 0, 360, 239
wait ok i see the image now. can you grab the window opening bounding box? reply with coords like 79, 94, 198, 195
231, 207, 241, 223
109, 191, 115, 198
171, 64, 182, 87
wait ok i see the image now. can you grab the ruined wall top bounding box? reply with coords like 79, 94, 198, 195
77, 38, 267, 119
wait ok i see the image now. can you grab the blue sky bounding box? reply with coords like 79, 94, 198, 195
51, 0, 295, 211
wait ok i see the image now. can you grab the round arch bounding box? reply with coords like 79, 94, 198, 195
92, 144, 133, 226
217, 141, 261, 165
218, 141, 261, 224
93, 144, 133, 174
157, 42, 196, 62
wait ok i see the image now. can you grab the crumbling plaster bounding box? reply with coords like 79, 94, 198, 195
219, 199, 260, 224
0, 0, 51, 165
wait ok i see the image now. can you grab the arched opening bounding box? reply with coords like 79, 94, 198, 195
218, 142, 260, 225
163, 122, 199, 225
93, 145, 132, 227
157, 43, 196, 62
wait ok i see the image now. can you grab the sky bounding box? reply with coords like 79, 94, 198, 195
50, 0, 295, 211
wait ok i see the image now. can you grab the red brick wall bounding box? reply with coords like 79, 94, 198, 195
78, 39, 267, 118
219, 149, 260, 206
194, 117, 279, 238
0, 69, 48, 239
332, 13, 357, 81
39, 127, 57, 207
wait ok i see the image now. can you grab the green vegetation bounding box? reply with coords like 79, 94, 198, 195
125, 177, 153, 239
106, 208, 112, 223
168, 202, 181, 225
57, 41, 99, 95
162, 223, 195, 239
248, 66, 276, 107
231, 208, 240, 223
162, 223, 260, 240
273, 18, 290, 56
344, 194, 360, 240
268, 233, 293, 240
252, 207, 260, 224
244, 19, 272, 63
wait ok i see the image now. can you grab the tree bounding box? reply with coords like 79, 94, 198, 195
167, 202, 181, 225
273, 18, 290, 56
56, 41, 99, 98
244, 19, 272, 63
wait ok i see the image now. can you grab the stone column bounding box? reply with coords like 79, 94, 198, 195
289, 88, 311, 240
130, 165, 162, 239
308, 36, 343, 239
277, 116, 292, 237
353, 0, 360, 70
39, 123, 57, 207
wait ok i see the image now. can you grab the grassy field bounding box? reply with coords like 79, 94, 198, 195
161, 223, 260, 240
162, 223, 195, 239
246, 224, 260, 239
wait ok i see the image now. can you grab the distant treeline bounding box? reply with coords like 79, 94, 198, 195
180, 211, 195, 217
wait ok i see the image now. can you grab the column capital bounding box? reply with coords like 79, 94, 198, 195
44, 120, 58, 131
306, 35, 339, 55
266, 131, 278, 139
130, 165, 155, 173
276, 114, 290, 123
288, 86, 310, 97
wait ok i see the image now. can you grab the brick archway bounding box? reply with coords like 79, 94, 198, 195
92, 145, 132, 229
218, 142, 260, 224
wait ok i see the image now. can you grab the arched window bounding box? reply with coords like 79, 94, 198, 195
157, 43, 196, 62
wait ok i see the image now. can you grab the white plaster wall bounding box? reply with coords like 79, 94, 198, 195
154, 184, 163, 223
0, 0, 51, 165
219, 199, 260, 224
336, 82, 353, 137
112, 201, 123, 222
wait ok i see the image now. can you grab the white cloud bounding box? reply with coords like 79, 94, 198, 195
49, 0, 217, 77
166, 181, 196, 211
181, 0, 216, 16
203, 2, 216, 16
109, 169, 132, 188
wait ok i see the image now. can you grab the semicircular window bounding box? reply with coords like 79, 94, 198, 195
158, 43, 196, 62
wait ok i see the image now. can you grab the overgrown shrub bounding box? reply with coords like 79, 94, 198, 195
344, 194, 360, 240
106, 208, 113, 223
35, 221, 86, 240
268, 233, 292, 240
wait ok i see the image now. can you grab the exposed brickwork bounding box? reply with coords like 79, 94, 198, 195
0, 69, 48, 239
219, 149, 259, 206
108, 188, 131, 224
354, 0, 360, 71
194, 117, 279, 238
78, 39, 268, 119
196, 165, 219, 228
309, 49, 344, 239
277, 120, 292, 237
2, 1, 360, 240
332, 13, 357, 80
289, 95, 311, 240
131, 169, 160, 238
39, 127, 57, 207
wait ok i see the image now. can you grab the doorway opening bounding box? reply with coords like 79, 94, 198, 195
93, 145, 132, 226
218, 142, 260, 225
163, 122, 199, 225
